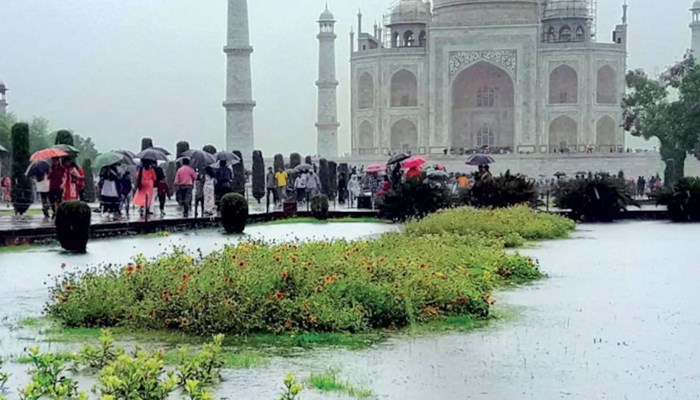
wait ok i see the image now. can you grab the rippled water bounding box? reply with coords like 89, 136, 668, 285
2, 221, 699, 399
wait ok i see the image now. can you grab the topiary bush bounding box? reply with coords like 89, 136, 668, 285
164, 161, 176, 196
290, 153, 301, 169
232, 150, 245, 196
328, 161, 338, 201
220, 193, 248, 233
310, 194, 329, 220
11, 123, 33, 215
463, 170, 539, 208
82, 159, 96, 203
554, 174, 637, 222
176, 141, 190, 159
305, 155, 313, 166
140, 137, 153, 151
378, 178, 451, 222
252, 150, 265, 203
54, 129, 74, 146
318, 159, 330, 197
654, 177, 700, 222
55, 201, 92, 253
274, 154, 284, 172
202, 145, 217, 155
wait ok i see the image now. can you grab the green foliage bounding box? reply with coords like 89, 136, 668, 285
54, 129, 74, 146
220, 193, 248, 233
307, 369, 372, 398
290, 153, 301, 169
328, 161, 338, 200
176, 334, 224, 387
274, 154, 284, 171
176, 141, 190, 159
463, 171, 539, 208
29, 117, 51, 154
654, 177, 700, 221
55, 201, 92, 253
141, 137, 153, 151
231, 150, 246, 195
310, 194, 329, 220
0, 357, 9, 390
202, 145, 217, 155
280, 373, 303, 400
82, 159, 96, 202
378, 178, 451, 222
19, 346, 81, 399
96, 349, 177, 400
11, 122, 33, 215
76, 329, 123, 369
318, 159, 330, 196
252, 150, 265, 202
554, 175, 638, 222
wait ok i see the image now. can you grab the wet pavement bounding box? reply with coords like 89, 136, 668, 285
1, 221, 699, 399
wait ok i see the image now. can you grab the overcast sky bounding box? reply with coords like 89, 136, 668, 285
0, 0, 693, 155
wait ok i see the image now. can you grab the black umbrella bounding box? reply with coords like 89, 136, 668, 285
427, 170, 450, 180
115, 149, 137, 159
181, 149, 217, 171
52, 144, 80, 155
387, 152, 410, 165
465, 154, 495, 166
150, 146, 171, 156
294, 163, 313, 173
136, 148, 169, 162
216, 151, 241, 164
25, 159, 51, 177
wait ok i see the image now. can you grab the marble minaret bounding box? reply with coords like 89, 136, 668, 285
315, 5, 340, 158
0, 79, 7, 116
691, 1, 700, 56
224, 0, 255, 156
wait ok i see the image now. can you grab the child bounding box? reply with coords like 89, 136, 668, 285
157, 179, 170, 217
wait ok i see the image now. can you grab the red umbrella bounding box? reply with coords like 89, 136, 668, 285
365, 163, 385, 174
402, 156, 427, 169
30, 148, 69, 161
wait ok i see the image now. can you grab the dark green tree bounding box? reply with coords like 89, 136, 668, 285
623, 53, 700, 187
252, 150, 265, 203
74, 134, 99, 166
290, 153, 301, 169
165, 161, 177, 196
328, 161, 338, 200
54, 129, 74, 146
82, 159, 96, 203
29, 117, 51, 153
11, 123, 33, 215
318, 159, 330, 196
203, 145, 217, 155
232, 150, 246, 195
274, 154, 284, 171
141, 137, 153, 151
176, 141, 190, 159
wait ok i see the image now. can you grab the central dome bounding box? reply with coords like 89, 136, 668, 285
543, 0, 590, 20
432, 0, 540, 26
390, 0, 431, 25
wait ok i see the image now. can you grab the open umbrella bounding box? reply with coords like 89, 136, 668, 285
465, 154, 495, 166
554, 172, 567, 178
364, 163, 385, 174
0, 144, 7, 153
115, 150, 137, 160
181, 149, 217, 171
25, 159, 51, 177
94, 151, 134, 170
402, 156, 427, 169
216, 151, 241, 164
135, 148, 169, 162
387, 152, 410, 165
31, 148, 69, 161
149, 146, 171, 156
294, 163, 313, 173
427, 170, 449, 180
52, 144, 80, 155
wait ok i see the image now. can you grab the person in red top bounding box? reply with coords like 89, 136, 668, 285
174, 158, 197, 218
134, 161, 157, 217
62, 161, 83, 202
377, 176, 392, 198
48, 158, 66, 215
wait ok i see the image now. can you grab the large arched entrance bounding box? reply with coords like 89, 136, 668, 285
390, 119, 418, 152
451, 61, 515, 150
549, 116, 578, 152
358, 120, 374, 155
596, 116, 617, 151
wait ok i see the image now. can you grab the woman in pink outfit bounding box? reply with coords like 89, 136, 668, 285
133, 162, 157, 216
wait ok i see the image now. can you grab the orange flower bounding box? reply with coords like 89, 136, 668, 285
162, 290, 171, 302
314, 285, 324, 293
280, 271, 289, 281
178, 283, 188, 294
459, 296, 468, 303
275, 255, 282, 263
290, 255, 297, 263
323, 275, 337, 285
182, 274, 190, 282
450, 299, 458, 305
419, 263, 428, 269
64, 284, 73, 292
275, 291, 286, 300
125, 266, 135, 275
136, 264, 143, 272
238, 261, 246, 268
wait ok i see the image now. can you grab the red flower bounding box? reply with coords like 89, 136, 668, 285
459, 296, 468, 303
125, 266, 135, 275
178, 284, 188, 294
136, 264, 143, 272
238, 261, 246, 268
162, 290, 171, 302
280, 271, 289, 281
275, 255, 282, 263
182, 274, 190, 282
419, 263, 427, 269
275, 291, 286, 300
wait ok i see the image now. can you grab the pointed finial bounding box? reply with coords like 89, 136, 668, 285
622, 0, 628, 24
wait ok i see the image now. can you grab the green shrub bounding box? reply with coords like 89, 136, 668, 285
463, 170, 539, 208
289, 153, 301, 169
56, 201, 92, 253
232, 150, 245, 195
54, 129, 74, 146
0, 357, 8, 390
310, 194, 329, 220
654, 177, 700, 221
554, 175, 637, 222
220, 193, 248, 233
11, 123, 33, 215
319, 159, 330, 196
378, 178, 451, 222
82, 159, 96, 202
176, 141, 190, 159
274, 154, 284, 172
202, 145, 217, 155
252, 150, 265, 203
141, 137, 153, 151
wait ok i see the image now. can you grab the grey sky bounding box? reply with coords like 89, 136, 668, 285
0, 0, 693, 155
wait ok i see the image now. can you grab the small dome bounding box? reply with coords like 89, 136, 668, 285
693, 0, 700, 9
543, 0, 590, 20
319, 6, 335, 21
390, 0, 431, 25
0, 79, 5, 90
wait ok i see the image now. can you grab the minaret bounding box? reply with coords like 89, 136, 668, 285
223, 0, 255, 156
691, 0, 700, 56
0, 79, 7, 116
315, 5, 340, 158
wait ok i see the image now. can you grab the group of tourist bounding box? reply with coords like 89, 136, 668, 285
634, 175, 663, 198
265, 167, 288, 205
35, 158, 85, 219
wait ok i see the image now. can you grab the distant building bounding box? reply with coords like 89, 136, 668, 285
316, 5, 340, 158
349, 0, 628, 156
0, 78, 7, 116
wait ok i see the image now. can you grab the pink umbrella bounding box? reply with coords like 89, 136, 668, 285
402, 156, 427, 169
365, 163, 385, 174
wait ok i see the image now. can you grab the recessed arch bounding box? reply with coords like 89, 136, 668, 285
559, 25, 572, 42
418, 31, 427, 47
549, 116, 578, 152
358, 72, 374, 110
403, 30, 415, 47
390, 69, 418, 107
549, 64, 578, 104
390, 119, 418, 152
596, 115, 617, 150
597, 65, 618, 104
358, 120, 374, 154
575, 25, 585, 41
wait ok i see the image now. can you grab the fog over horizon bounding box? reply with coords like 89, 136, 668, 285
0, 0, 693, 155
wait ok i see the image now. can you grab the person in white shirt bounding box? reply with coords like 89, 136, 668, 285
34, 172, 51, 219
294, 173, 307, 203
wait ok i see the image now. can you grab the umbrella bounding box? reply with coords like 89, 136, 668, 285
115, 150, 137, 159
216, 151, 241, 164
402, 156, 427, 169
387, 152, 410, 165
465, 154, 495, 166
52, 144, 80, 155
554, 172, 567, 178
294, 163, 313, 173
31, 148, 69, 161
150, 146, 171, 156
364, 163, 385, 174
0, 144, 7, 153
135, 148, 169, 162
94, 151, 133, 170
427, 170, 449, 180
25, 159, 51, 177
181, 149, 217, 171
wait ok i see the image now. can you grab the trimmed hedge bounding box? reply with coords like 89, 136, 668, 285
274, 154, 284, 172
379, 178, 451, 222
11, 123, 32, 215
54, 130, 74, 146
202, 145, 217, 155
290, 153, 301, 169
655, 177, 700, 222
56, 201, 92, 253
232, 150, 245, 195
220, 193, 248, 234
140, 137, 153, 151
554, 175, 637, 222
252, 150, 265, 203
328, 161, 338, 201
176, 141, 190, 159
318, 159, 330, 197
464, 170, 539, 208
82, 159, 96, 203
310, 194, 329, 220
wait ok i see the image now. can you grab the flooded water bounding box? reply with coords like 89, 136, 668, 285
2, 221, 699, 399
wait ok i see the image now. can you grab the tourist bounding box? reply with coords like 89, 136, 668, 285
194, 172, 205, 217
174, 158, 197, 218
390, 163, 402, 186
0, 175, 10, 206
482, 165, 493, 180
156, 178, 170, 218
118, 170, 133, 217
348, 175, 360, 206
377, 176, 392, 198
202, 166, 216, 217
294, 172, 307, 203
338, 172, 347, 204
48, 158, 66, 216
457, 173, 470, 189
215, 160, 233, 206
100, 165, 120, 217
134, 161, 157, 217
636, 176, 646, 197
34, 172, 51, 218
405, 166, 422, 180
266, 167, 277, 205
306, 170, 320, 197
63, 161, 83, 201
275, 168, 288, 204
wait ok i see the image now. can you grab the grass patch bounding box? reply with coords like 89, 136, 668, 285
308, 369, 373, 399
0, 244, 34, 254
0, 209, 45, 217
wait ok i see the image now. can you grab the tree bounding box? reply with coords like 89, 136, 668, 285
74, 134, 99, 166
328, 161, 338, 200
202, 145, 217, 155
232, 150, 246, 195
176, 141, 190, 159
274, 154, 284, 172
0, 113, 16, 176
318, 159, 330, 197
290, 153, 301, 169
54, 130, 74, 146
141, 137, 153, 151
252, 150, 265, 203
11, 123, 33, 215
623, 53, 700, 186
82, 159, 96, 203
29, 117, 51, 154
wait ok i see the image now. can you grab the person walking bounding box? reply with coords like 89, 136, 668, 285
118, 170, 133, 217
34, 172, 51, 218
63, 161, 83, 202
134, 161, 157, 217
636, 176, 646, 198
203, 166, 216, 217
48, 158, 66, 216
156, 178, 170, 218
306, 171, 319, 198
338, 172, 347, 204
174, 158, 197, 218
100, 166, 120, 218
215, 160, 233, 207
294, 172, 307, 203
275, 168, 288, 204
266, 167, 278, 205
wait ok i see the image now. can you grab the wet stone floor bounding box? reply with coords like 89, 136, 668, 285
1, 221, 699, 399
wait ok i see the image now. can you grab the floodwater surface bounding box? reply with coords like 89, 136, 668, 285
1, 221, 699, 399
